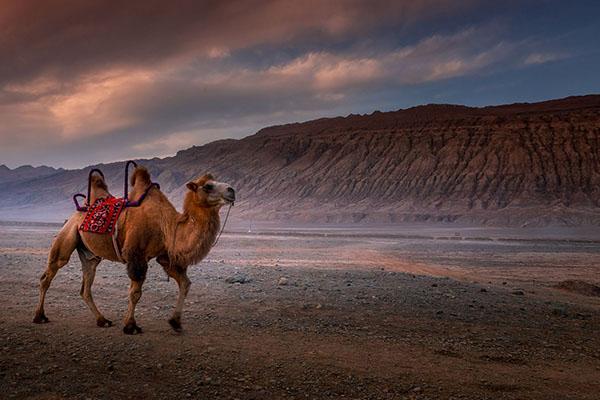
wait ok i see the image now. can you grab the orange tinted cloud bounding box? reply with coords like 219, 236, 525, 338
0, 0, 579, 168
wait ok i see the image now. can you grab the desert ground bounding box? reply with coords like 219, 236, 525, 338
1, 221, 599, 399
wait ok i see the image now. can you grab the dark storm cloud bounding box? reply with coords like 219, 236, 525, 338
0, 0, 598, 168
1, 0, 470, 85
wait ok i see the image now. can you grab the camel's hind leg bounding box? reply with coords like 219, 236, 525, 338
33, 216, 80, 323
76, 247, 112, 327
157, 255, 191, 332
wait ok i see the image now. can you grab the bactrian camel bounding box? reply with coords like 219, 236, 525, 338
33, 166, 235, 334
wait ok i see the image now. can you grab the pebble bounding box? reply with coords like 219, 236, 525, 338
278, 277, 288, 286
225, 275, 250, 284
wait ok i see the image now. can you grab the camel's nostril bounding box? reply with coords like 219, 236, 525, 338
226, 187, 235, 201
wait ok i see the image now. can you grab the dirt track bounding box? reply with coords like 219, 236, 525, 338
1, 223, 600, 399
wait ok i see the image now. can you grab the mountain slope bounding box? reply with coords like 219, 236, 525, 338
0, 165, 62, 184
1, 95, 600, 226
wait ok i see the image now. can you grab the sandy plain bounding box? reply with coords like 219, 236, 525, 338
1, 222, 599, 399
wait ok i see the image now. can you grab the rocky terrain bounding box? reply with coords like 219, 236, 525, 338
1, 222, 599, 399
1, 95, 600, 226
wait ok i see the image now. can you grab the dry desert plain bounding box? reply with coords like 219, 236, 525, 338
1, 221, 600, 399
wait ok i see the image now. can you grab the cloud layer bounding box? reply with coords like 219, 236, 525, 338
0, 0, 596, 168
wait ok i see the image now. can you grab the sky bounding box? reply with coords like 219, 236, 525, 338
1, 0, 599, 169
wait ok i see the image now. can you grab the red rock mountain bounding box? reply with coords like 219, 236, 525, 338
1, 95, 599, 226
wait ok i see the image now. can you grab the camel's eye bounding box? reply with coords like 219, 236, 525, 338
203, 183, 214, 192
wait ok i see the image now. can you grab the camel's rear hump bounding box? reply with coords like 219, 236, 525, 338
130, 166, 151, 188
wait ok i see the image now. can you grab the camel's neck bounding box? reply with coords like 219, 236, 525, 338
169, 205, 221, 267
187, 206, 221, 246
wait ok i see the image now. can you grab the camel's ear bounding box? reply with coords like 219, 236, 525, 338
186, 181, 198, 192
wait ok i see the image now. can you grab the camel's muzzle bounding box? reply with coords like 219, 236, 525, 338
223, 187, 235, 203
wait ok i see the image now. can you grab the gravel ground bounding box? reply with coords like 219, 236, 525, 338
1, 223, 599, 399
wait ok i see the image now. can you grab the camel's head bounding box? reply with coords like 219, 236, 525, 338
186, 174, 235, 208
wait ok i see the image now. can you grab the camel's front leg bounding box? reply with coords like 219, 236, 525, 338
167, 268, 191, 332
123, 256, 147, 335
123, 280, 144, 334
156, 256, 191, 332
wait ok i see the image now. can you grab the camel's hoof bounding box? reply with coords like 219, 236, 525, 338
168, 318, 182, 332
33, 313, 49, 324
123, 323, 142, 335
97, 317, 113, 327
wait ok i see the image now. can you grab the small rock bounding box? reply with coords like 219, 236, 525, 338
278, 277, 288, 286
480, 288, 487, 293
225, 275, 250, 284
512, 290, 525, 296
431, 283, 438, 287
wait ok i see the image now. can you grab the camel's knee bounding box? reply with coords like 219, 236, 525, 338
80, 271, 96, 298
39, 270, 56, 290
80, 284, 92, 300
128, 285, 143, 303
131, 290, 142, 303
180, 277, 191, 294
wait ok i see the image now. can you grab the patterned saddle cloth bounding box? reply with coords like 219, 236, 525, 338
80, 196, 126, 234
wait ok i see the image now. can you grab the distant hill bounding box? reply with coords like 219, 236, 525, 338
1, 95, 600, 226
0, 164, 62, 184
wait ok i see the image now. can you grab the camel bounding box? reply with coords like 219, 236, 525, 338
33, 166, 235, 334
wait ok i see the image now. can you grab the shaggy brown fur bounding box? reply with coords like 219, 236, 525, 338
33, 166, 234, 334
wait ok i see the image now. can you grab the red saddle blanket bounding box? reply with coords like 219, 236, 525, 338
80, 197, 126, 234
